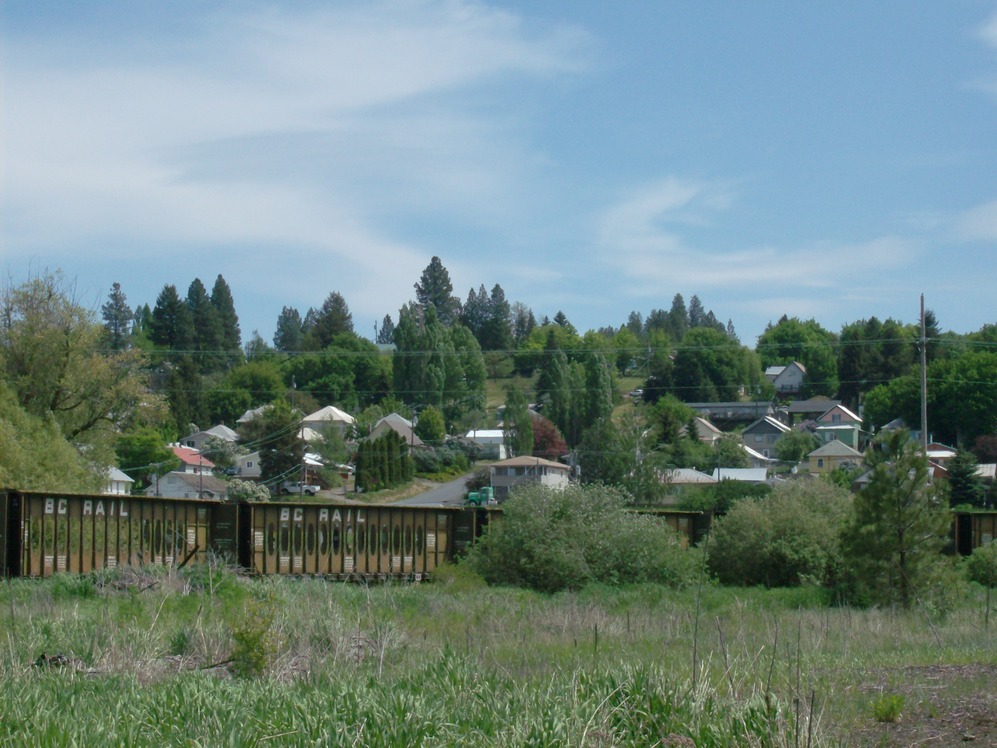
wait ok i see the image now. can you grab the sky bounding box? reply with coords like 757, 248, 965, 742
2, 1, 997, 347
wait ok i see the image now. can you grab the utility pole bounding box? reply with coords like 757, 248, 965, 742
920, 294, 928, 454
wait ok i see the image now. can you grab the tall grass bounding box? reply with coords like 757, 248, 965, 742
0, 568, 994, 745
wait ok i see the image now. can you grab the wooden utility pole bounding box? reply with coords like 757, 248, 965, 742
920, 294, 928, 453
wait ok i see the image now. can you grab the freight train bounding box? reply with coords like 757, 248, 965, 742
0, 489, 991, 580
0, 490, 491, 580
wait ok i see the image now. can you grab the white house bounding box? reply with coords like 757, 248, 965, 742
765, 361, 807, 397
464, 429, 508, 460
302, 405, 356, 439
103, 466, 134, 496
181, 424, 239, 451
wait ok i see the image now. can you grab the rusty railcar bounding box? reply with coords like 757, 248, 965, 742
626, 508, 712, 546
0, 491, 216, 577
236, 501, 481, 579
953, 510, 997, 556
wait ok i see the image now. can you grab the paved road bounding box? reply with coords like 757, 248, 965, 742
391, 473, 472, 506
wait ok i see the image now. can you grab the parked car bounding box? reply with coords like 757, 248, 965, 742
280, 481, 320, 496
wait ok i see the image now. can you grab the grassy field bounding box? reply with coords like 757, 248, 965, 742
1, 565, 995, 746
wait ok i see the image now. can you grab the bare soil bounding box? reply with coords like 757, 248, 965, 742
839, 664, 997, 746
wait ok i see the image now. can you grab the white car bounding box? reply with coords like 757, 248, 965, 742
280, 481, 320, 496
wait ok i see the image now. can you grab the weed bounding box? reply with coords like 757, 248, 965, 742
870, 693, 905, 723
229, 588, 284, 678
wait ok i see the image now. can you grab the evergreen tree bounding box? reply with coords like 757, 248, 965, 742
251, 401, 304, 487
101, 282, 133, 350
150, 284, 194, 352
626, 311, 644, 338
511, 302, 536, 344
504, 387, 534, 457
210, 274, 242, 365
376, 314, 395, 345
305, 291, 353, 349
187, 278, 223, 372
480, 283, 513, 351
840, 429, 951, 608
460, 285, 489, 341
414, 256, 460, 326
687, 295, 705, 329
274, 307, 304, 352
948, 450, 986, 508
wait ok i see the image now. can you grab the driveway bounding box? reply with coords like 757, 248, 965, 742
391, 473, 472, 506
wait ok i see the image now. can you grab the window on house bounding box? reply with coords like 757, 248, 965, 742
755, 435, 763, 442
246, 461, 253, 468
818, 458, 824, 468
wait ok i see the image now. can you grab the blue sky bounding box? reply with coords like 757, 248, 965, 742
3, 1, 997, 346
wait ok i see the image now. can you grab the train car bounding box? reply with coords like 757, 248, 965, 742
235, 501, 487, 579
0, 490, 217, 578
953, 510, 997, 556
626, 507, 712, 546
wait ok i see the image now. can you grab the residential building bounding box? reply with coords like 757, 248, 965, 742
815, 404, 863, 448
370, 413, 422, 447
741, 416, 791, 459
145, 471, 228, 500
464, 429, 508, 460
302, 405, 356, 440
490, 455, 570, 501
765, 361, 807, 397
103, 466, 134, 496
806, 441, 864, 475
181, 424, 239, 451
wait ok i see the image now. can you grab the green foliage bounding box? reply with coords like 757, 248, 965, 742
706, 480, 851, 587
839, 429, 952, 608
774, 428, 819, 464
230, 588, 284, 678
756, 316, 839, 397
466, 483, 699, 592
414, 405, 446, 443
947, 450, 986, 508
671, 327, 754, 402
114, 426, 178, 489
965, 542, 997, 590
0, 381, 103, 492
870, 693, 905, 723
678, 480, 770, 513
503, 386, 533, 457
356, 432, 412, 491
243, 401, 303, 486
1, 271, 149, 457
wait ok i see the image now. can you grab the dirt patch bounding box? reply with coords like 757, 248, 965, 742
841, 664, 997, 746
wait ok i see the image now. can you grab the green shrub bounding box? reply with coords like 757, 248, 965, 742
230, 587, 284, 678
706, 479, 851, 587
871, 693, 905, 723
465, 483, 699, 592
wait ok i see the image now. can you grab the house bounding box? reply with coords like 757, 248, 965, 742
686, 401, 774, 427
679, 417, 724, 446
370, 413, 423, 447
302, 405, 356, 440
234, 451, 261, 479
237, 405, 270, 425
103, 466, 134, 496
464, 429, 508, 460
765, 361, 807, 397
815, 404, 863, 448
925, 442, 957, 467
490, 455, 570, 501
742, 444, 777, 469
170, 445, 214, 475
807, 441, 863, 475
712, 467, 769, 484
740, 416, 791, 459
181, 424, 239, 451
145, 471, 228, 500
785, 397, 840, 426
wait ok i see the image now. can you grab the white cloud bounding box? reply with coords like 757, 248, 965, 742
1, 1, 588, 263
597, 178, 917, 295
955, 199, 997, 241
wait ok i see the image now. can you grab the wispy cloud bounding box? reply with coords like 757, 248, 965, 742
955, 199, 997, 241
1, 1, 588, 321
597, 177, 916, 295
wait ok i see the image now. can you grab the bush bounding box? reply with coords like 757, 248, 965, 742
706, 479, 851, 588
465, 483, 699, 592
